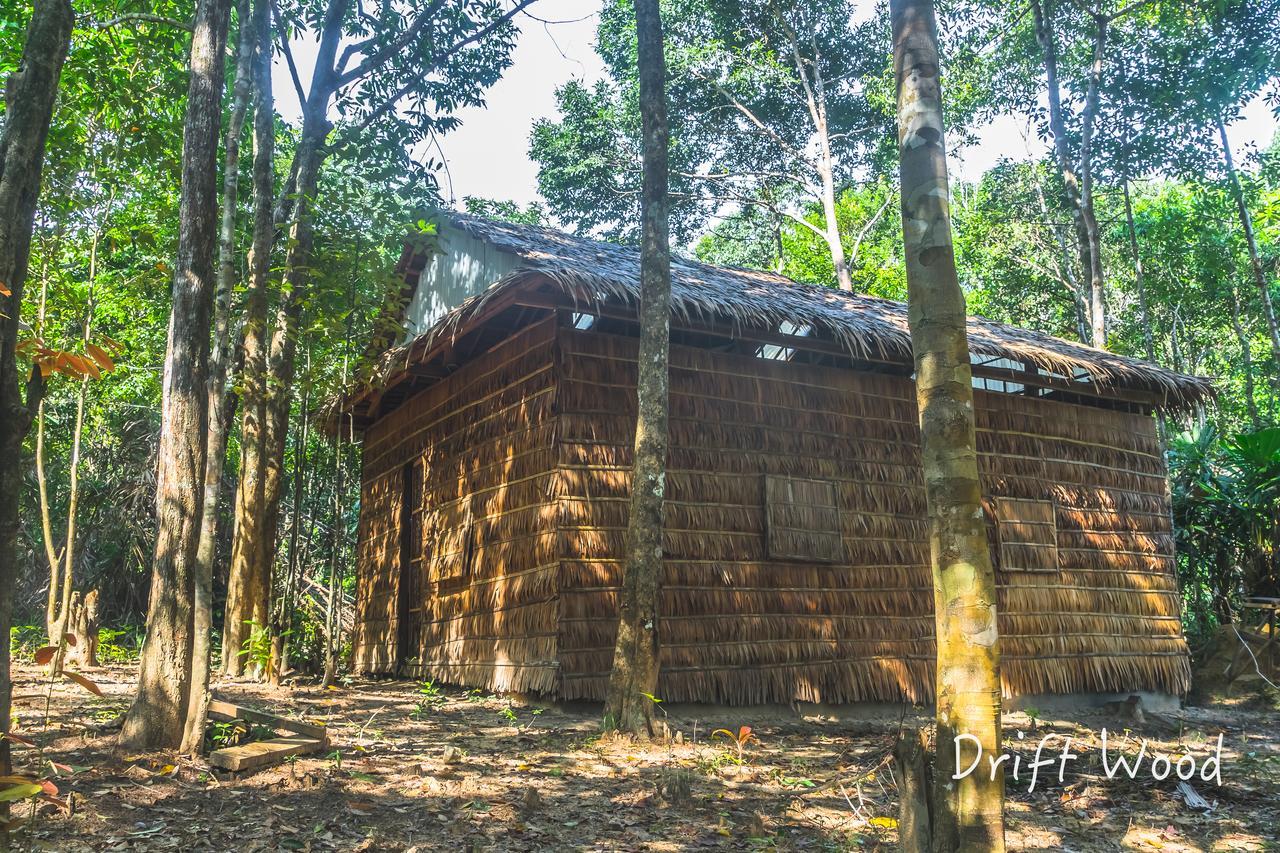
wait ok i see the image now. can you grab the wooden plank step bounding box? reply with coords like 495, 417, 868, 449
208, 735, 326, 772
207, 699, 328, 741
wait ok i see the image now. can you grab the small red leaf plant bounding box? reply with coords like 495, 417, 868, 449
710, 725, 760, 765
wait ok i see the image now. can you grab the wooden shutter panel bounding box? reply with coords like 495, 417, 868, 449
765, 475, 843, 563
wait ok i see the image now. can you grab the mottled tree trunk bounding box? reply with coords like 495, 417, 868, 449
603, 0, 670, 738
1078, 12, 1108, 349
120, 0, 231, 751
183, 0, 255, 748
891, 0, 1005, 849
232, 0, 343, 674
1031, 0, 1100, 347
223, 0, 275, 677
817, 161, 852, 292
1218, 117, 1280, 378
0, 0, 71, 838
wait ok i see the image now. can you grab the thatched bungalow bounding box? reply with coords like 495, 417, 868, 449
343, 212, 1213, 706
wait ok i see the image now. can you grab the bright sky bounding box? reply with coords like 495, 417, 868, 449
272, 0, 1280, 210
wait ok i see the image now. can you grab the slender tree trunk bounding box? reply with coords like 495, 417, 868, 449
1031, 165, 1090, 346
119, 0, 231, 751
1218, 116, 1280, 375
603, 0, 670, 738
1170, 305, 1184, 373
891, 0, 1005, 849
819, 167, 853, 292
779, 11, 853, 293
182, 0, 255, 748
1228, 285, 1263, 430
0, 1, 71, 838
35, 264, 62, 637
323, 311, 354, 688
1031, 0, 1096, 346
48, 202, 110, 676
1121, 178, 1155, 362
271, 350, 311, 684
322, 407, 346, 687
48, 364, 88, 675
224, 0, 275, 677
237, 0, 344, 670
1078, 12, 1108, 348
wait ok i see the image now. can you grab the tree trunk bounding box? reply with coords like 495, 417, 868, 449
47, 210, 109, 676
323, 330, 353, 689
895, 728, 934, 851
1218, 116, 1280, 377
1228, 285, 1263, 430
1031, 0, 1097, 346
322, 418, 346, 688
891, 1, 1005, 849
235, 0, 343, 673
223, 0, 275, 677
35, 269, 62, 639
1078, 12, 1108, 349
1121, 179, 1155, 363
119, 0, 231, 751
271, 352, 311, 684
66, 589, 100, 669
183, 0, 255, 749
603, 0, 670, 738
48, 367, 88, 675
0, 0, 71, 837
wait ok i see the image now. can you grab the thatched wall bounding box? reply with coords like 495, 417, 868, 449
353, 317, 561, 693
354, 318, 1188, 704
553, 326, 1188, 704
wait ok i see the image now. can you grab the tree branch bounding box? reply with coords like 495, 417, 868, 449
849, 191, 895, 266
335, 0, 457, 88
342, 0, 543, 133
88, 13, 193, 31
273, 1, 308, 109
687, 68, 816, 171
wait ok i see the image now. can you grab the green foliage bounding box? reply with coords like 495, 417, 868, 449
9, 625, 45, 663
96, 626, 143, 665
1171, 425, 1280, 641
462, 196, 547, 226
410, 680, 446, 718
237, 620, 274, 674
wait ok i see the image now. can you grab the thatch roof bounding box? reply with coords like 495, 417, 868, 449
360, 212, 1214, 412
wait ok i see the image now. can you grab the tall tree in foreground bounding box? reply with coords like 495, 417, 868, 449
891, 0, 1004, 849
603, 0, 670, 737
185, 0, 258, 743
0, 0, 73, 836
223, 0, 536, 676
222, 0, 274, 679
119, 0, 231, 750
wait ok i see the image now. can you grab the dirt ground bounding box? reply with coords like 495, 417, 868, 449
4, 662, 1278, 852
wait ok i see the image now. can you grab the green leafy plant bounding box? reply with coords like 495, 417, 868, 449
9, 625, 44, 662
410, 680, 446, 719
96, 626, 143, 664
237, 620, 274, 676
